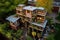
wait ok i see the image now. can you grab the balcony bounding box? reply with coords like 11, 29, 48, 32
30, 20, 47, 28
37, 11, 47, 16
29, 25, 44, 31
29, 20, 47, 31
35, 7, 47, 16
16, 4, 24, 11
32, 15, 46, 23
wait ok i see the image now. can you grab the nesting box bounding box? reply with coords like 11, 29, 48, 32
36, 7, 47, 16
29, 20, 47, 31
6, 15, 20, 30
23, 6, 36, 21
36, 15, 45, 23
35, 7, 47, 23
16, 4, 25, 15
29, 24, 44, 32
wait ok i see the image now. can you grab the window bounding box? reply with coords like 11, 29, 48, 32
27, 10, 30, 13
26, 10, 32, 18
37, 10, 42, 13
37, 15, 44, 19
40, 27, 43, 30
10, 22, 15, 25
18, 11, 20, 13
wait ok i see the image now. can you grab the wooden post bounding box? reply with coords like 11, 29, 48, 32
30, 11, 32, 22
26, 10, 27, 15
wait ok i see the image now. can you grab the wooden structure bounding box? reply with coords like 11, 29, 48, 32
16, 4, 25, 16
7, 4, 48, 38
6, 15, 20, 30
23, 6, 36, 21
28, 0, 36, 6
28, 0, 60, 13
32, 7, 47, 23
16, 5, 48, 37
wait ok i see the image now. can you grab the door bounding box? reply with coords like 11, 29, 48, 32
52, 7, 59, 13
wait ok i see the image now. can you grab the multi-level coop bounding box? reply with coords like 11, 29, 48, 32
16, 4, 25, 16
6, 4, 47, 38
23, 6, 37, 21
28, 7, 47, 37
6, 15, 20, 30
16, 4, 47, 37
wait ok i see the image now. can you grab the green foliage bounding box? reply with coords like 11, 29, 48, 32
36, 0, 53, 13
0, 23, 23, 40
5, 32, 12, 39
37, 20, 41, 24
56, 12, 60, 21
55, 30, 60, 40
0, 0, 26, 19
0, 22, 9, 34
46, 16, 53, 25
15, 29, 23, 38
47, 34, 55, 40
0, 22, 12, 39
0, 0, 26, 13
0, 23, 11, 40
54, 23, 60, 40
26, 35, 33, 40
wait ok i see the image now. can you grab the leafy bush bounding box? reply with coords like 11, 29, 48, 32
26, 35, 33, 40
46, 16, 54, 25
54, 23, 60, 40
0, 22, 9, 34
47, 34, 55, 40
0, 22, 23, 40
15, 29, 23, 39
56, 12, 60, 21
0, 0, 27, 19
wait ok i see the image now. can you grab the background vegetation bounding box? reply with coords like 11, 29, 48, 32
36, 0, 53, 13
0, 0, 60, 40
0, 0, 26, 20
56, 12, 60, 21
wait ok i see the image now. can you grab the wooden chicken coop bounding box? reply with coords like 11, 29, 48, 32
6, 15, 20, 30
26, 7, 48, 37
16, 4, 25, 16
28, 20, 47, 37
34, 7, 47, 23
6, 4, 48, 38
23, 6, 37, 22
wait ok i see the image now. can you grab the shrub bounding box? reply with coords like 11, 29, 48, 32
56, 12, 60, 21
